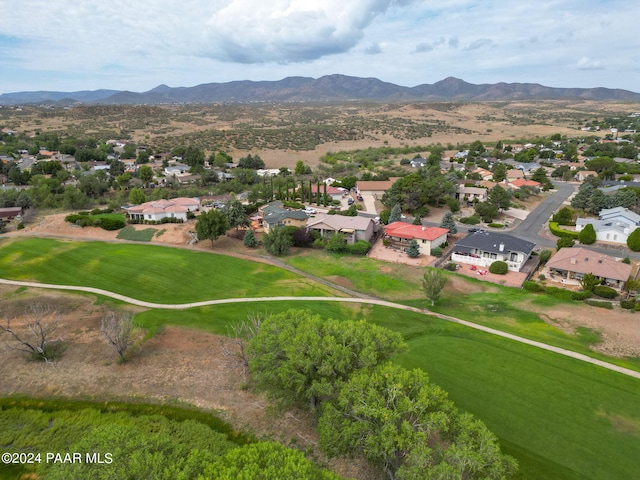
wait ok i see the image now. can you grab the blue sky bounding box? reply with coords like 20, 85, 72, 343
1, 0, 639, 94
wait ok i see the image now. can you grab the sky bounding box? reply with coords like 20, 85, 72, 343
1, 0, 639, 94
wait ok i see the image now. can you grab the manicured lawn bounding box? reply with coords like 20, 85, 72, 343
284, 250, 424, 299
0, 238, 339, 303
136, 302, 640, 480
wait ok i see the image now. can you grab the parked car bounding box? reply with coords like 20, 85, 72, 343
347, 198, 354, 205
303, 208, 316, 214
357, 194, 363, 201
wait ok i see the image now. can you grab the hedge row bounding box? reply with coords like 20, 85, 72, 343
549, 222, 579, 239
65, 215, 125, 231
593, 285, 618, 299
522, 281, 591, 300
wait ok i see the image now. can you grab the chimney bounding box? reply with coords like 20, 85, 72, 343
570, 258, 576, 264
422, 226, 426, 231
499, 243, 504, 252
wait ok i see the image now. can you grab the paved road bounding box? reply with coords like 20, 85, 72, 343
2, 277, 639, 381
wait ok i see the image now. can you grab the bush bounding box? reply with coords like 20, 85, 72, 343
571, 291, 592, 300
459, 215, 480, 225
347, 241, 372, 255
97, 218, 126, 231
578, 223, 596, 245
556, 237, 575, 249
549, 222, 579, 239
539, 249, 552, 264
431, 247, 443, 258
620, 299, 636, 310
282, 200, 305, 210
523, 281, 545, 292
77, 217, 98, 227
538, 274, 546, 281
17, 222, 25, 230
65, 214, 86, 224
487, 223, 504, 228
444, 262, 457, 272
489, 261, 508, 275
628, 228, 640, 251
593, 285, 617, 299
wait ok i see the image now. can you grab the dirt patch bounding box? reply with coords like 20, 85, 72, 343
0, 287, 378, 480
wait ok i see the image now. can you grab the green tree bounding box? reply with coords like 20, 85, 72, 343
248, 310, 406, 408
138, 165, 154, 186
627, 228, 640, 251
262, 227, 292, 256
552, 207, 574, 225
196, 209, 229, 245
474, 201, 499, 223
128, 187, 146, 205
439, 211, 457, 234
294, 160, 306, 175
205, 442, 343, 480
491, 162, 507, 182
556, 237, 575, 249
224, 198, 250, 237
488, 184, 512, 211
326, 232, 347, 253
243, 228, 258, 248
422, 267, 448, 307
238, 154, 265, 170
580, 272, 600, 292
405, 239, 421, 257
578, 223, 597, 245
571, 183, 594, 210
389, 203, 402, 223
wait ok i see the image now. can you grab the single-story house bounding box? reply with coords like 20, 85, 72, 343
259, 201, 308, 232
546, 247, 631, 289
164, 164, 191, 176
507, 179, 542, 190
575, 207, 640, 245
356, 178, 400, 198
124, 197, 199, 222
0, 206, 23, 222
383, 222, 449, 255
575, 170, 598, 182
472, 168, 493, 181
451, 231, 535, 272
410, 158, 427, 168
307, 214, 375, 244
505, 169, 525, 181
456, 185, 487, 203
310, 184, 347, 202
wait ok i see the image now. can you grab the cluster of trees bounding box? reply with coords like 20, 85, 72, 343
571, 182, 640, 214
244, 309, 517, 480
381, 168, 457, 216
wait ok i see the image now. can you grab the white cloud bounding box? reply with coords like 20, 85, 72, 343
576, 56, 605, 70
200, 0, 408, 63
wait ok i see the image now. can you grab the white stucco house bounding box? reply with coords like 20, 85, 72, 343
124, 197, 199, 222
575, 207, 640, 245
451, 231, 535, 272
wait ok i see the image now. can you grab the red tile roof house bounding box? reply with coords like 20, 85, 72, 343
506, 178, 542, 190
310, 184, 348, 202
384, 222, 449, 255
123, 197, 199, 222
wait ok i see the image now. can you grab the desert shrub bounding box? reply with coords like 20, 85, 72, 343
460, 215, 480, 225
592, 285, 617, 299
17, 222, 25, 230
620, 300, 636, 310
65, 214, 86, 223
346, 240, 371, 255
444, 262, 457, 272
538, 274, 546, 281
77, 217, 98, 227
489, 261, 508, 275
585, 300, 613, 309
523, 281, 545, 292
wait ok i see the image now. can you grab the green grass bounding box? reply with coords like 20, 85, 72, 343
116, 225, 158, 241
136, 302, 640, 480
284, 251, 423, 299
0, 238, 339, 303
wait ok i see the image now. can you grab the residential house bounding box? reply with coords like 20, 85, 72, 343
259, 201, 308, 232
472, 168, 493, 181
575, 170, 598, 182
310, 184, 347, 202
356, 178, 400, 198
383, 222, 448, 255
307, 214, 375, 244
456, 185, 487, 204
124, 197, 199, 222
546, 247, 631, 289
505, 169, 525, 181
0, 206, 23, 222
506, 178, 542, 190
576, 207, 640, 245
164, 164, 191, 176
410, 158, 427, 168
451, 231, 535, 272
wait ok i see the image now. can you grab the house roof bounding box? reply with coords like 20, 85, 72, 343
576, 218, 632, 235
599, 207, 640, 225
307, 214, 374, 231
384, 222, 449, 241
546, 247, 632, 282
453, 231, 535, 255
457, 185, 487, 195
508, 179, 542, 189
310, 184, 345, 195
264, 209, 308, 224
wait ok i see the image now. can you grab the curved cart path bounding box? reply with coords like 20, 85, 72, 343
1, 278, 639, 381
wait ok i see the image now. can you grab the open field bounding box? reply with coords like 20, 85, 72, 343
1, 288, 639, 480
0, 237, 341, 303
3, 100, 639, 167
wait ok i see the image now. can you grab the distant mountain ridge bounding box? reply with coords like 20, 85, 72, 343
2, 75, 639, 105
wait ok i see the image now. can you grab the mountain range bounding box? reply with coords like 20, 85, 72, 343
1, 75, 639, 105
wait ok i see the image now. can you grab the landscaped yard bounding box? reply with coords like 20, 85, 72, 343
0, 237, 340, 303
